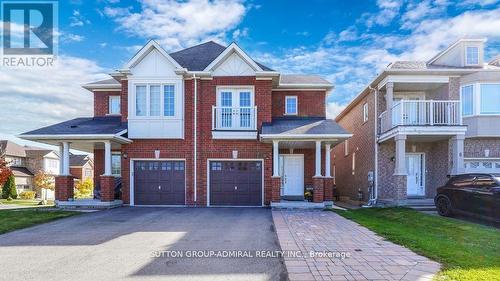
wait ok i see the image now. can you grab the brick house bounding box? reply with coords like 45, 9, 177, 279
20, 40, 351, 207
332, 38, 500, 205
69, 154, 94, 183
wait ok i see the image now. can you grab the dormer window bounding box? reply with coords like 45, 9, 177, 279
466, 46, 479, 65
108, 96, 121, 115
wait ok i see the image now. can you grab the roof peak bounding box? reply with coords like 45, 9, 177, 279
170, 40, 226, 55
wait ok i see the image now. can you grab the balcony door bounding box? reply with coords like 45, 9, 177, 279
394, 94, 424, 125
217, 88, 254, 130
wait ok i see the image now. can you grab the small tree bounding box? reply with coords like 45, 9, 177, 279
0, 157, 12, 186
2, 175, 17, 199
74, 178, 93, 198
33, 170, 54, 201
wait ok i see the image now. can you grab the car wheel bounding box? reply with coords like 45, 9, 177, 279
436, 197, 452, 217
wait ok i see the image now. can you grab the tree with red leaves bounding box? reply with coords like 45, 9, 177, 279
0, 149, 12, 186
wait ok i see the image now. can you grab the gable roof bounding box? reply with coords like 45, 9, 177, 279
125, 40, 184, 70
427, 38, 486, 65
203, 42, 264, 72
0, 140, 26, 157
70, 154, 91, 167
11, 166, 34, 177
261, 118, 351, 137
20, 116, 127, 136
169, 41, 226, 71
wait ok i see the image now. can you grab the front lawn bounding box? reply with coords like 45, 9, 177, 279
0, 209, 79, 235
0, 199, 54, 207
333, 207, 499, 281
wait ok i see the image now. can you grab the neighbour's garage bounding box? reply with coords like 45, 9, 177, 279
464, 159, 500, 174
133, 160, 185, 205
209, 161, 262, 206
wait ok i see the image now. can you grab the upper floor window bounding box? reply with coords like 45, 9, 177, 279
8, 157, 23, 166
363, 103, 368, 122
134, 84, 176, 117
285, 96, 298, 115
46, 159, 58, 169
461, 83, 500, 116
109, 96, 120, 115
466, 46, 479, 65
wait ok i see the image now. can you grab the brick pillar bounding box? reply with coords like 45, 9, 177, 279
393, 175, 407, 202
100, 176, 115, 202
271, 177, 281, 202
312, 177, 324, 203
55, 176, 74, 201
324, 177, 334, 202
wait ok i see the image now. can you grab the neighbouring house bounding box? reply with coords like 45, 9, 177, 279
332, 38, 500, 205
19, 40, 351, 207
70, 154, 94, 183
0, 140, 60, 198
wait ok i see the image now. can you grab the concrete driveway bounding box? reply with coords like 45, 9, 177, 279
0, 207, 286, 281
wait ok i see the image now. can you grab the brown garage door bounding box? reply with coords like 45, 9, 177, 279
209, 161, 262, 206
134, 161, 185, 205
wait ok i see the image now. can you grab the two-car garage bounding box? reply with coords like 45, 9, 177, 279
132, 160, 263, 206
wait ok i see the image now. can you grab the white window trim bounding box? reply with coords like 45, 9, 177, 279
131, 80, 180, 119
352, 152, 356, 175
216, 86, 255, 107
461, 82, 500, 117
465, 46, 479, 66
460, 84, 474, 117
344, 139, 349, 156
111, 152, 121, 177
285, 96, 298, 115
108, 95, 121, 115
362, 103, 368, 123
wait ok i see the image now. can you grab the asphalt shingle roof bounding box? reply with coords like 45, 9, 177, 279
11, 166, 34, 177
262, 118, 350, 135
70, 154, 90, 166
280, 74, 332, 85
20, 116, 127, 136
0, 140, 26, 157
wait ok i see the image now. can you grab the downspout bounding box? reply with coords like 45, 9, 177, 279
370, 85, 378, 204
193, 74, 198, 205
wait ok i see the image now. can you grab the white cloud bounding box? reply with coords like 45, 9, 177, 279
62, 33, 85, 42
326, 102, 347, 119
0, 56, 107, 135
232, 28, 249, 40
363, 0, 403, 27
70, 9, 91, 27
104, 0, 247, 50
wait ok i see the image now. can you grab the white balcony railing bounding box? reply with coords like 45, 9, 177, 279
212, 106, 257, 131
379, 100, 462, 133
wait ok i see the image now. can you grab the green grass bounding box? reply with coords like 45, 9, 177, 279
0, 209, 79, 234
333, 207, 500, 281
0, 199, 54, 207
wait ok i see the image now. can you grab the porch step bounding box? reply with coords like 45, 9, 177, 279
271, 201, 326, 209
406, 198, 436, 211
409, 205, 437, 211
56, 199, 123, 209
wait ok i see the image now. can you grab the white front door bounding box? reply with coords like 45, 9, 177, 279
406, 153, 425, 196
281, 155, 304, 196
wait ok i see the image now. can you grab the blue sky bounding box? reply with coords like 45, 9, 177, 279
1, 0, 500, 143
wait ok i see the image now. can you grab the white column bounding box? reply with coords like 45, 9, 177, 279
394, 134, 407, 175
272, 140, 280, 177
104, 141, 112, 176
62, 142, 70, 176
59, 143, 64, 175
315, 140, 322, 177
325, 143, 331, 177
385, 82, 394, 111
451, 134, 465, 175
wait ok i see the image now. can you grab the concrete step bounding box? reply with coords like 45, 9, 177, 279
409, 205, 437, 211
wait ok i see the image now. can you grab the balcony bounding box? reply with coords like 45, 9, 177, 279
211, 106, 258, 139
379, 100, 462, 134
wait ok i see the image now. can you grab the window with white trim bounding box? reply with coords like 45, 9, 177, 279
466, 46, 479, 65
352, 152, 356, 175
461, 83, 500, 116
111, 153, 121, 176
344, 139, 349, 156
109, 96, 121, 115
480, 84, 500, 114
285, 96, 298, 115
461, 85, 473, 116
362, 103, 368, 122
134, 84, 176, 117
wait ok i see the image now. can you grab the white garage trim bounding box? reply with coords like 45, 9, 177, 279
206, 158, 265, 207
129, 158, 186, 207
464, 158, 500, 174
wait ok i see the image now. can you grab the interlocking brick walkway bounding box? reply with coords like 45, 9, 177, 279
272, 210, 440, 281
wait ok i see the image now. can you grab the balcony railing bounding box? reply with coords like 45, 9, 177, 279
212, 106, 257, 131
379, 100, 461, 133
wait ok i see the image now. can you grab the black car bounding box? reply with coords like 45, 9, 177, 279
434, 173, 500, 222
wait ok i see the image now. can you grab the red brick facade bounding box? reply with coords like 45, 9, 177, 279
93, 91, 121, 117
272, 90, 326, 118
55, 176, 74, 201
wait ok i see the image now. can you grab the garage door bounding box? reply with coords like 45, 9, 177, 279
209, 161, 262, 206
464, 160, 500, 174
134, 161, 185, 205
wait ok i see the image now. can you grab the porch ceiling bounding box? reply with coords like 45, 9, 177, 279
393, 82, 446, 91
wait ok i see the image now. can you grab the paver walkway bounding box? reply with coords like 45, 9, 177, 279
273, 210, 440, 281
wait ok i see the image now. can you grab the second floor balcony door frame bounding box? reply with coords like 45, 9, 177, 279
216, 86, 255, 130
393, 93, 424, 126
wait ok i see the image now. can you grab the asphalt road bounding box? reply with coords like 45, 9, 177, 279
0, 207, 287, 281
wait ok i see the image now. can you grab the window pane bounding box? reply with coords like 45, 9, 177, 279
480, 84, 500, 114
466, 47, 479, 65
240, 92, 251, 107
221, 92, 232, 107
136, 86, 147, 116
286, 97, 297, 114
163, 85, 175, 116
150, 85, 161, 116
109, 96, 120, 114
111, 154, 121, 176
461, 85, 474, 116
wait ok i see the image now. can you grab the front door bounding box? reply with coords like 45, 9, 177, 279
406, 154, 425, 196
281, 155, 304, 197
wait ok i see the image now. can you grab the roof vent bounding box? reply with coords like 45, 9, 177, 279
70, 125, 78, 128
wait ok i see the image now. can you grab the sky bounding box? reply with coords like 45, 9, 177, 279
1, 0, 500, 146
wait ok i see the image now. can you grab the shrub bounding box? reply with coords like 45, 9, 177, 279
2, 175, 16, 199
74, 178, 93, 199
19, 191, 36, 200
